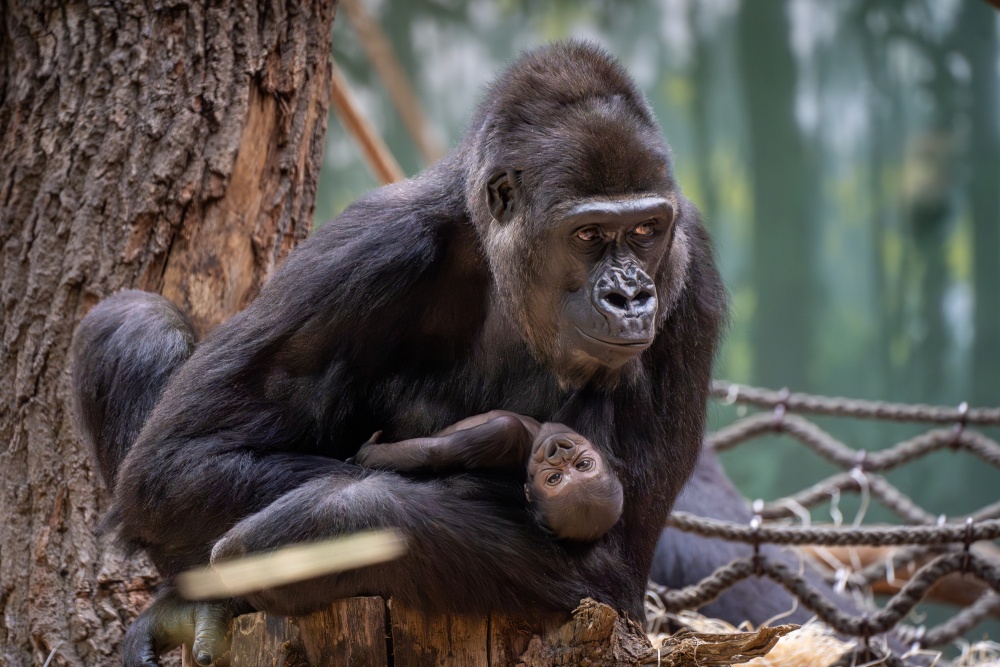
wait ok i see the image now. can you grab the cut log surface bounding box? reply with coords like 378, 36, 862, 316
231, 615, 305, 667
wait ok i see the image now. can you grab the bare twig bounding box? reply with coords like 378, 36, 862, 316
341, 0, 445, 164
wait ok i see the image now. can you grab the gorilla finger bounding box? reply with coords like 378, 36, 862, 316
125, 591, 202, 667
192, 602, 234, 666
122, 610, 167, 667
351, 445, 371, 466
351, 444, 383, 468
122, 637, 159, 667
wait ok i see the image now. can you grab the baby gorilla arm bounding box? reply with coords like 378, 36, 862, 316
353, 411, 540, 471
355, 414, 624, 543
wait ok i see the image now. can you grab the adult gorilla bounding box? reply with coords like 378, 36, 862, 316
73, 42, 726, 665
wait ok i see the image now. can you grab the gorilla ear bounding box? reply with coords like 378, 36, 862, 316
487, 169, 519, 223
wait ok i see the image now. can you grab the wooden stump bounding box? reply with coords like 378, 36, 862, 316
218, 598, 564, 667
178, 597, 637, 667
179, 597, 790, 666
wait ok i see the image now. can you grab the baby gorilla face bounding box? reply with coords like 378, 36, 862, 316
526, 425, 624, 541
530, 430, 603, 491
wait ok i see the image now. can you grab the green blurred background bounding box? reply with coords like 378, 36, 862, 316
316, 1, 1000, 536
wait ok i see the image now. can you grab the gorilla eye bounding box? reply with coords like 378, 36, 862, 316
546, 472, 562, 486
576, 459, 594, 471
633, 220, 656, 236
576, 227, 602, 242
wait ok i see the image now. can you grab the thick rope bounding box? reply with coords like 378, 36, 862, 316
759, 471, 937, 524
648, 553, 1000, 645
651, 381, 1000, 663
665, 514, 1000, 547
711, 381, 1000, 425
709, 413, 1000, 472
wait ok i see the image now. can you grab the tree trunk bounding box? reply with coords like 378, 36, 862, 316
738, 0, 819, 392
0, 2, 335, 665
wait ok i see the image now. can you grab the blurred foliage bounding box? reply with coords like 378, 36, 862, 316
318, 0, 1000, 535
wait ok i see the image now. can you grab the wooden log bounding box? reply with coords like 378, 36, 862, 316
198, 598, 580, 667
297, 597, 388, 666
488, 615, 544, 667
230, 615, 304, 667
330, 60, 405, 185
339, 0, 445, 164
388, 599, 490, 667
213, 597, 548, 667
183, 596, 784, 666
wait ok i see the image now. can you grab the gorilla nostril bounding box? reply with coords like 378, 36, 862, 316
604, 292, 629, 311
545, 438, 576, 461
603, 290, 654, 313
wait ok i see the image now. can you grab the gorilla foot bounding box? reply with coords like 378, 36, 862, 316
122, 592, 245, 667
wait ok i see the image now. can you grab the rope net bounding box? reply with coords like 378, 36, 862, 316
646, 381, 1000, 664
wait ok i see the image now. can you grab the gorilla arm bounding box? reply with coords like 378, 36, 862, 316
353, 411, 539, 471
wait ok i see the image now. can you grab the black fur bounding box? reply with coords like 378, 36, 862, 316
73, 42, 728, 664
72, 290, 197, 489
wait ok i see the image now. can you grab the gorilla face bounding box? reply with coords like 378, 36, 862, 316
486, 166, 678, 386
554, 196, 676, 369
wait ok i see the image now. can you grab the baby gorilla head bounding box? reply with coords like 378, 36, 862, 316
525, 425, 624, 541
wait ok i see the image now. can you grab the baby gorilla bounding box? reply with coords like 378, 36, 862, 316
354, 411, 624, 541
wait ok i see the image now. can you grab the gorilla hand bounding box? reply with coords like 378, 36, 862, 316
352, 432, 433, 471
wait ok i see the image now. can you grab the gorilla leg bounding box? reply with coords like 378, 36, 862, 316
71, 290, 196, 488
209, 472, 601, 618
71, 291, 238, 667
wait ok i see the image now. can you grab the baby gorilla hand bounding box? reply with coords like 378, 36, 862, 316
353, 432, 428, 471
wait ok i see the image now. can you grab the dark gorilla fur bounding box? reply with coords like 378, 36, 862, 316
73, 42, 734, 665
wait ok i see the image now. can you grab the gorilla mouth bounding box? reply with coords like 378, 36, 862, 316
575, 328, 654, 349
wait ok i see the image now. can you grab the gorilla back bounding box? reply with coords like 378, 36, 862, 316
73, 41, 726, 661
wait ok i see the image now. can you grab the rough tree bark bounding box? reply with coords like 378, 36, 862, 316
0, 2, 335, 665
